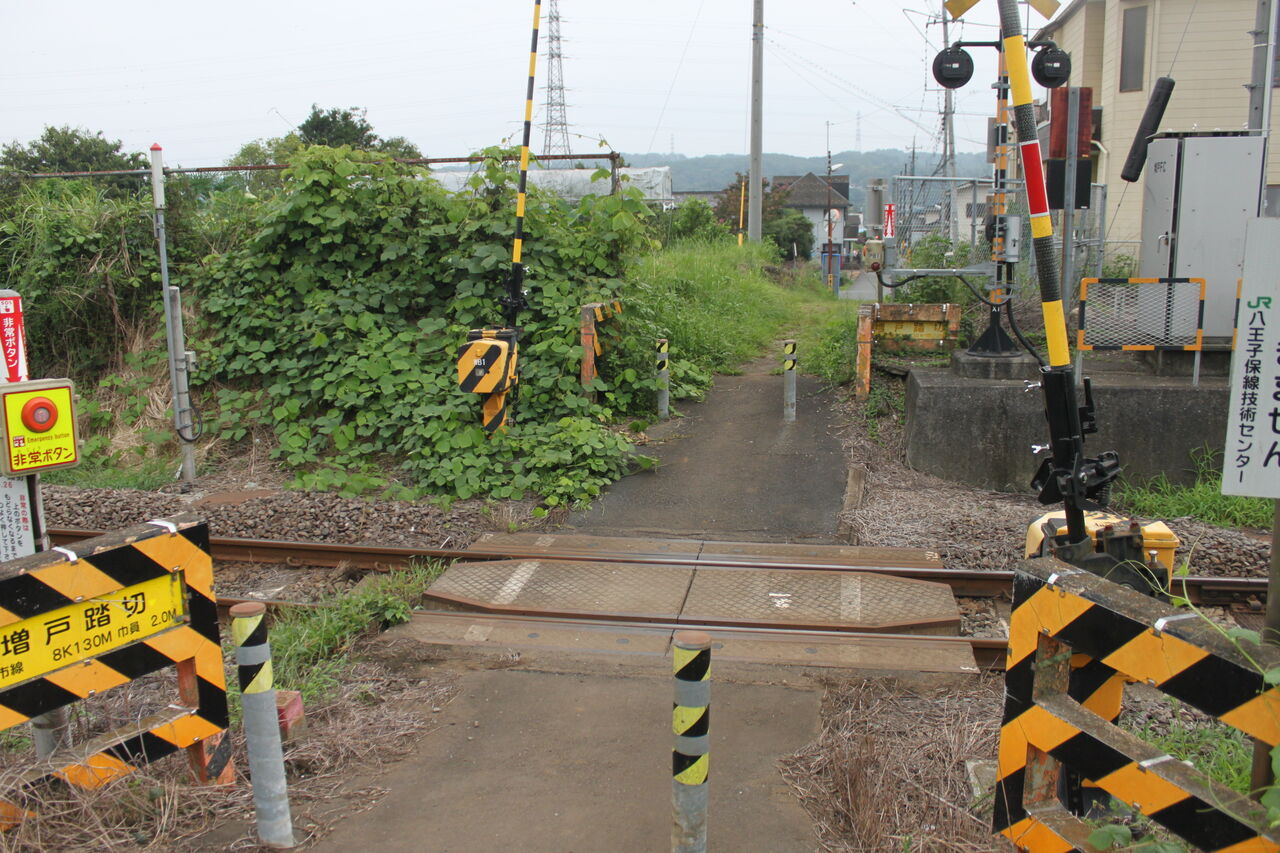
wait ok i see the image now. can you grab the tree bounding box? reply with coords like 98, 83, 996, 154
1, 126, 146, 175
763, 209, 814, 260
295, 105, 422, 158
711, 173, 808, 256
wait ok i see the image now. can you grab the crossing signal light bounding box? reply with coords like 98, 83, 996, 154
1031, 46, 1072, 88
932, 47, 974, 89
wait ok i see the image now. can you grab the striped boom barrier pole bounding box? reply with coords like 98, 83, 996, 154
231, 602, 295, 849
782, 340, 797, 423
656, 338, 670, 420
672, 630, 711, 853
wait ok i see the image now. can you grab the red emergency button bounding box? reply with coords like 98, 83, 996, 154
21, 397, 57, 433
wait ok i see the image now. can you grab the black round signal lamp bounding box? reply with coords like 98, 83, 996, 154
931, 47, 974, 89
1031, 46, 1072, 88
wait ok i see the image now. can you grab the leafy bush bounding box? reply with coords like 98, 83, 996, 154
893, 234, 974, 304
652, 199, 732, 245
763, 208, 814, 260
197, 146, 655, 504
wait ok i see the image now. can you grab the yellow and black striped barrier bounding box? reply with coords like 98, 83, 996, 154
995, 558, 1280, 850
0, 514, 228, 798
672, 630, 710, 853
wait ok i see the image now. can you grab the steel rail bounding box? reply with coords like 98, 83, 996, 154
46, 528, 1266, 605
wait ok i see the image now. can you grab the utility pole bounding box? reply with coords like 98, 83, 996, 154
940, 8, 956, 180
748, 0, 764, 242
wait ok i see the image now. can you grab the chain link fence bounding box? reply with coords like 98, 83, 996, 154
885, 175, 1143, 332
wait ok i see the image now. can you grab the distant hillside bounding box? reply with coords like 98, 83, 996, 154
623, 150, 989, 208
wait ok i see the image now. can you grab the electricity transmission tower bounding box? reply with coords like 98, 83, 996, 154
541, 0, 571, 164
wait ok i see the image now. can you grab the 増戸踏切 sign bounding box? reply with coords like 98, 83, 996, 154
1224, 219, 1280, 499
0, 572, 187, 690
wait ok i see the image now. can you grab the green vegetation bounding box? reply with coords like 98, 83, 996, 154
800, 302, 863, 387
266, 562, 444, 703
0, 131, 839, 507
1117, 449, 1273, 529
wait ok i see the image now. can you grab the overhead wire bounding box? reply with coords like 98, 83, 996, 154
645, 0, 709, 153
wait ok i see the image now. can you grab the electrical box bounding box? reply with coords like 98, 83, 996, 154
1139, 132, 1264, 345
1003, 215, 1023, 263
863, 240, 885, 270
456, 328, 517, 395
1025, 510, 1180, 588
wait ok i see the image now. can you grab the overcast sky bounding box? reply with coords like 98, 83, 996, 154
1, 1, 1057, 168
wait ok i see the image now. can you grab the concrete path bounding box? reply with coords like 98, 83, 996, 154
838, 270, 878, 300
569, 352, 849, 543
314, 669, 819, 853
309, 353, 855, 852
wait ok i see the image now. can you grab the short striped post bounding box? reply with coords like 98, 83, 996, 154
656, 338, 670, 420
672, 630, 711, 853
782, 339, 797, 423
231, 602, 295, 849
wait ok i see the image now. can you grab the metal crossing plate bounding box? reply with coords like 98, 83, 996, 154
695, 540, 943, 570
467, 532, 702, 562
397, 612, 978, 674
680, 568, 959, 635
426, 559, 694, 622
467, 532, 943, 570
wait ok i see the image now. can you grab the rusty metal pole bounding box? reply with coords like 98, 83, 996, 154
580, 305, 597, 397
672, 630, 711, 853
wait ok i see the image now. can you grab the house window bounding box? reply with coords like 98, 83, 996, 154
1120, 6, 1147, 92
1264, 186, 1280, 217
965, 202, 989, 219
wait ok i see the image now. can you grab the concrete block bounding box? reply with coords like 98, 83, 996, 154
905, 368, 1229, 491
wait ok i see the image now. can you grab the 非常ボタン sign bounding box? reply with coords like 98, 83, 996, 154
0, 378, 80, 476
0, 572, 186, 690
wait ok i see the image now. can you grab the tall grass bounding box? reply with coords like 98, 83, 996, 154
1117, 448, 1273, 529
628, 240, 793, 373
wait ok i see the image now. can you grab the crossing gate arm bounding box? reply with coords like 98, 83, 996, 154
0, 513, 228, 794
996, 557, 1280, 851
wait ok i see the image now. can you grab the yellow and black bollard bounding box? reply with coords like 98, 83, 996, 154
656, 338, 670, 420
231, 602, 295, 849
782, 340, 797, 423
672, 630, 711, 853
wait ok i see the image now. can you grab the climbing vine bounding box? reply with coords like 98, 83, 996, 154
197, 146, 657, 503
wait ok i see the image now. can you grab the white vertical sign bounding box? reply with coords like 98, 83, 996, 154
0, 290, 36, 561
1223, 219, 1280, 498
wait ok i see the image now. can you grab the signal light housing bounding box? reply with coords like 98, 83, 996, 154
932, 47, 975, 89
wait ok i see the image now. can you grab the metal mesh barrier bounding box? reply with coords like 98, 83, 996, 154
889, 175, 1108, 306
1077, 277, 1206, 351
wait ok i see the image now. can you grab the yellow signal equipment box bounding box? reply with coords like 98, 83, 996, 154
456, 329, 517, 395
1025, 510, 1181, 587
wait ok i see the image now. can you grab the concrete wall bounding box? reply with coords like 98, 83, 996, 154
905, 368, 1229, 492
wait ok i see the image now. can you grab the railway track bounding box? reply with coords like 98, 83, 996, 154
47, 528, 1269, 673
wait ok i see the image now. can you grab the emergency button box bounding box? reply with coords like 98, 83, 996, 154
0, 378, 80, 475
457, 328, 517, 395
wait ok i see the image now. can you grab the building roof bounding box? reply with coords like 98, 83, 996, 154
773, 172, 849, 208
1035, 0, 1098, 39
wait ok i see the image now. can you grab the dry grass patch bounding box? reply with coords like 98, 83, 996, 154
780, 676, 1002, 853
